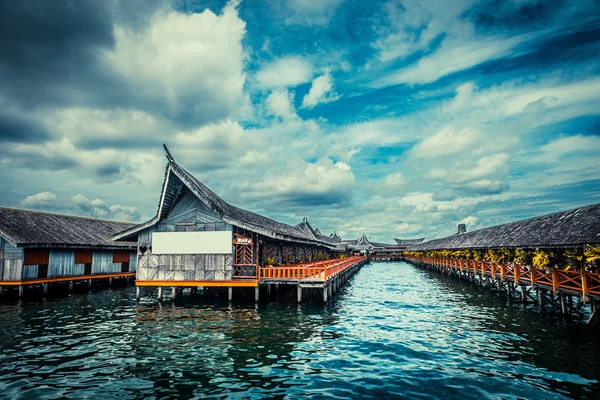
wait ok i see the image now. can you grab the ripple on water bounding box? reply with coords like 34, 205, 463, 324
0, 262, 599, 399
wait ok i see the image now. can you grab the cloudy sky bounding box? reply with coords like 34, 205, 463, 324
1, 0, 599, 242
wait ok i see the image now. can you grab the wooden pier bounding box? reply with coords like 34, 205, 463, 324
135, 255, 367, 303
259, 255, 367, 302
406, 256, 600, 323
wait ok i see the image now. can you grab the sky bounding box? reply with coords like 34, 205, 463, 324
0, 0, 599, 243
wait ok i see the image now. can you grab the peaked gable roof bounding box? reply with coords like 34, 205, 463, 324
114, 147, 334, 248
394, 238, 425, 246
0, 207, 136, 249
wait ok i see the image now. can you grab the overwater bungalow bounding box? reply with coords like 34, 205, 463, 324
114, 146, 366, 302
0, 207, 137, 297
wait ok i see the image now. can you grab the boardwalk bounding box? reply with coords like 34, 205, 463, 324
258, 255, 367, 302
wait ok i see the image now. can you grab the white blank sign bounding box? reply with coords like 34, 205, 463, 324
152, 231, 232, 254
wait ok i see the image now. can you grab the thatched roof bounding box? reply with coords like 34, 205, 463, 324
394, 238, 425, 246
0, 207, 136, 249
412, 203, 600, 251
114, 147, 334, 248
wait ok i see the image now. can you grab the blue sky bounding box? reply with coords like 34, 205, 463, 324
0, 0, 599, 242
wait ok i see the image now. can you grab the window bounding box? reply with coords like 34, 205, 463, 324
24, 249, 49, 265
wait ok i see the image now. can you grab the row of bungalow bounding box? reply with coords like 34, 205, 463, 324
0, 146, 372, 301
2, 144, 599, 309
402, 203, 600, 322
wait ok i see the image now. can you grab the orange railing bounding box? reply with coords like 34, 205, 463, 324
406, 256, 600, 299
259, 256, 366, 282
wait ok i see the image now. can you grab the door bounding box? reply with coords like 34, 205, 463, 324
84, 263, 92, 276
121, 262, 130, 273
38, 264, 48, 279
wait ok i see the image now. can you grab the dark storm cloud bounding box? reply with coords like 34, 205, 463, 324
0, 0, 168, 111
0, 109, 50, 142
0, 0, 115, 108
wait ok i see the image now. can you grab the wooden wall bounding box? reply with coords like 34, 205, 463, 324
1, 236, 23, 281
137, 253, 233, 281
135, 191, 234, 282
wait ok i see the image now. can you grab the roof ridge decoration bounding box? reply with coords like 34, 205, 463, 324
163, 143, 175, 163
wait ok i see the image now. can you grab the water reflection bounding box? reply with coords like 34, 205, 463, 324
0, 263, 598, 399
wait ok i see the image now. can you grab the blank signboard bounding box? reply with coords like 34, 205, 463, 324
152, 231, 232, 254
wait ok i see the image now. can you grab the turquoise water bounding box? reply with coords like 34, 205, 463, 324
0, 262, 598, 399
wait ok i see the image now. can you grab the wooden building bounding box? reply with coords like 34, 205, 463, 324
113, 146, 343, 300
403, 203, 600, 322
394, 238, 425, 247
0, 207, 137, 297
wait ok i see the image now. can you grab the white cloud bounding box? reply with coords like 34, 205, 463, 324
382, 172, 405, 191
538, 135, 600, 160
105, 2, 247, 125
411, 127, 481, 159
372, 34, 529, 87
265, 89, 298, 120
236, 157, 355, 207
172, 120, 249, 170
19, 192, 146, 222
20, 192, 57, 209
301, 73, 340, 108
254, 56, 314, 89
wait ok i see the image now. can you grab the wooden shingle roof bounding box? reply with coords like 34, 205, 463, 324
0, 207, 136, 249
411, 203, 600, 251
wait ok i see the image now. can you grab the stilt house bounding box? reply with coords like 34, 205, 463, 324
0, 207, 137, 287
112, 146, 336, 288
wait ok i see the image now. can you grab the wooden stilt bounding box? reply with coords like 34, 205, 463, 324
297, 285, 302, 302
18, 285, 24, 298
88, 279, 92, 291
254, 286, 259, 302
109, 277, 113, 288
538, 288, 545, 307
267, 284, 272, 299
157, 286, 163, 301
43, 283, 48, 296
136, 286, 140, 301
69, 281, 74, 293
172, 287, 177, 300
323, 285, 328, 303
560, 292, 567, 314
228, 287, 233, 301
587, 299, 599, 325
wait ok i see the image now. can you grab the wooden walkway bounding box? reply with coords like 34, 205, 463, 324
0, 272, 135, 298
259, 255, 367, 302
406, 256, 600, 323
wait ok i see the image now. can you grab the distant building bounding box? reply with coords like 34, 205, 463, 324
0, 207, 137, 295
